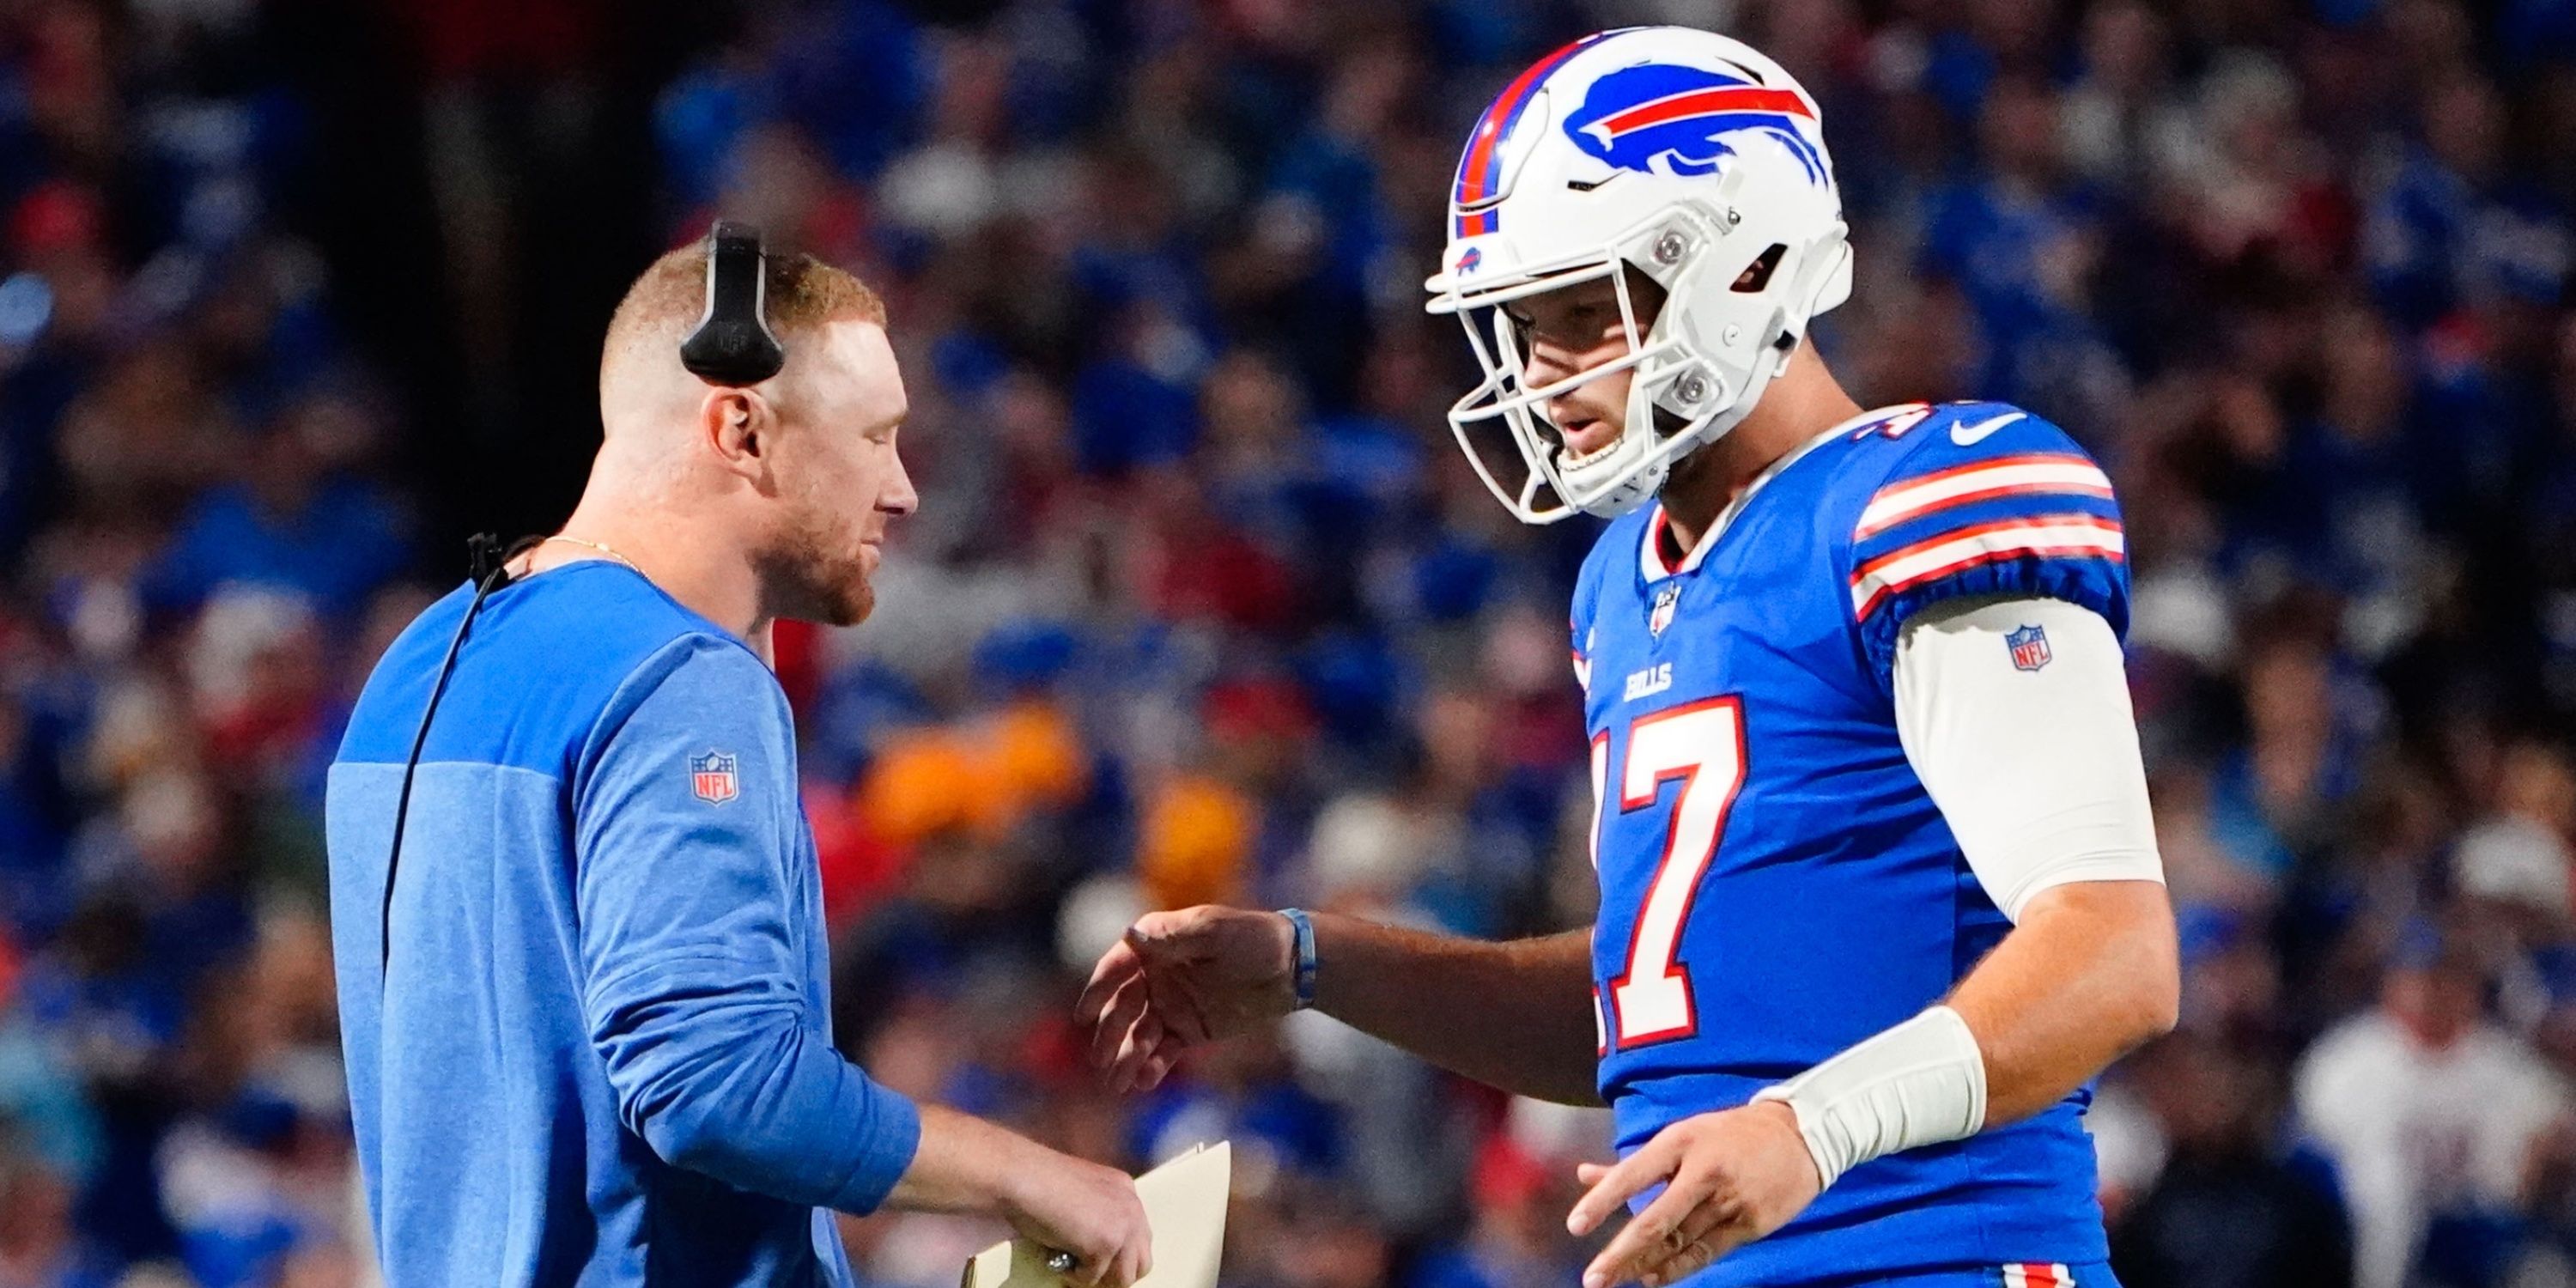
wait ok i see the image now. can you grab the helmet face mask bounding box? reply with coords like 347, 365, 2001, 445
1425, 28, 1853, 526
1443, 202, 1760, 522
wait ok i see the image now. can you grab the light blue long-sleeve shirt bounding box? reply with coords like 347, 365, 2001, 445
325, 561, 920, 1287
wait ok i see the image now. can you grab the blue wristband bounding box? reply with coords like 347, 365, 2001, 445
1279, 908, 1319, 1011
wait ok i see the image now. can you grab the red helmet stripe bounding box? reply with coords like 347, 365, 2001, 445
1453, 35, 1598, 211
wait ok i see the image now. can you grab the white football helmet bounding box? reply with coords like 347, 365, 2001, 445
1424, 27, 1853, 524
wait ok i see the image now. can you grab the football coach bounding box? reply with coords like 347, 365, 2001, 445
324, 227, 1151, 1288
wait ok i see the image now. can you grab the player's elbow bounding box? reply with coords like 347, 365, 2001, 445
2127, 954, 2180, 1045
2111, 897, 2180, 1048
2023, 878, 2178, 1051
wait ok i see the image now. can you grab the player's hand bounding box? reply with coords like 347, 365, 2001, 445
1075, 906, 1297, 1092
1564, 1102, 1822, 1288
999, 1150, 1154, 1288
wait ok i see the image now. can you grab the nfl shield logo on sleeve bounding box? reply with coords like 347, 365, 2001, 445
690, 750, 739, 805
2006, 624, 2051, 671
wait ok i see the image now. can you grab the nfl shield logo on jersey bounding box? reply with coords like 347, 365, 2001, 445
1648, 583, 1682, 638
2006, 625, 2051, 671
690, 750, 739, 805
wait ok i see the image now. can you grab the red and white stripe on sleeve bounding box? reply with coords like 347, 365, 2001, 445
1848, 448, 2125, 624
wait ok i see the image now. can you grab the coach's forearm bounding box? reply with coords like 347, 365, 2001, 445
1947, 879, 2178, 1124
884, 1104, 1056, 1214
1311, 917, 1601, 1105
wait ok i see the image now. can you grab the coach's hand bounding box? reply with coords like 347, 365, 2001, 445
1077, 906, 1297, 1092
1564, 1101, 1821, 1288
1000, 1149, 1155, 1288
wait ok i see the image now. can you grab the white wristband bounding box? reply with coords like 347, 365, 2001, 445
1749, 1005, 1989, 1190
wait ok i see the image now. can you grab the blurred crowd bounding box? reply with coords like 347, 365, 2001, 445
9, 0, 2576, 1286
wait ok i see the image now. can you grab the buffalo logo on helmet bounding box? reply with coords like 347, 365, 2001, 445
1564, 63, 1827, 185
1455, 246, 1483, 276
690, 750, 739, 805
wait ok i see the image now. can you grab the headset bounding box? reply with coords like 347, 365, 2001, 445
376, 221, 787, 987
679, 222, 787, 385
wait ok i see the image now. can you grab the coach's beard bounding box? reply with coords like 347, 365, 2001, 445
756, 522, 878, 628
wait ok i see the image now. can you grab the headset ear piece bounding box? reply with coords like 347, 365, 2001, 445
680, 221, 787, 386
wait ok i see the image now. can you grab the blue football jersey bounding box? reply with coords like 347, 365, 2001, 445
1571, 400, 2129, 1284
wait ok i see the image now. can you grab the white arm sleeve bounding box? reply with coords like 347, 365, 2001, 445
1892, 596, 2164, 922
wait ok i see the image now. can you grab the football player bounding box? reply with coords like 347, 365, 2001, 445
1079, 27, 2172, 1288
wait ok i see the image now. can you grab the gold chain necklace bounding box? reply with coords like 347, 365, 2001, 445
537, 534, 646, 576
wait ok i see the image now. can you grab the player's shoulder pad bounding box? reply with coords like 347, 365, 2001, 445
1827, 401, 2129, 674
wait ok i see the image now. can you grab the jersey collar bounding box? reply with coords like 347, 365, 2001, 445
1638, 403, 1921, 584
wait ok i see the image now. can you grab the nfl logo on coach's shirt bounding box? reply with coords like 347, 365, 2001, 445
690, 750, 739, 805
2006, 624, 2051, 671
1648, 583, 1681, 638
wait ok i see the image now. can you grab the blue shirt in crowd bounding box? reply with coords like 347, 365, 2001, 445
325, 561, 920, 1288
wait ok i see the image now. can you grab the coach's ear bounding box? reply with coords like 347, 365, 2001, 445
700, 386, 781, 488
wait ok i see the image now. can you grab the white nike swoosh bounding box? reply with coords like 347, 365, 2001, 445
1950, 411, 2026, 446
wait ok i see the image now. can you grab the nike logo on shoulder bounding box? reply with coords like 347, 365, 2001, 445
1950, 411, 2026, 445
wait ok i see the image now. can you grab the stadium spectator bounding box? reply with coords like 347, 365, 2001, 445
2295, 931, 2570, 1288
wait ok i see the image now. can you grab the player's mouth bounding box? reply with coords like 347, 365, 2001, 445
1556, 415, 1621, 465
